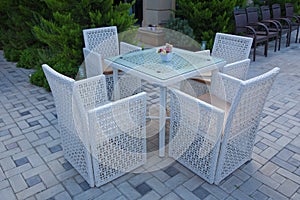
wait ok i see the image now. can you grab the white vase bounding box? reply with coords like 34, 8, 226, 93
160, 52, 173, 62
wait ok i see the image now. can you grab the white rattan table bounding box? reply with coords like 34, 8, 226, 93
105, 47, 226, 157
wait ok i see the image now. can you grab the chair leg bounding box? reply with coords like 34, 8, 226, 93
278, 33, 281, 51
295, 27, 299, 43
274, 36, 277, 52
253, 43, 256, 62
264, 41, 268, 57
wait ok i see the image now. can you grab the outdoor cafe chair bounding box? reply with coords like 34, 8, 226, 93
246, 7, 279, 52
83, 43, 142, 99
272, 4, 299, 44
182, 59, 251, 98
169, 67, 280, 184
285, 3, 300, 43
82, 26, 142, 100
189, 33, 252, 86
42, 64, 147, 187
260, 5, 290, 50
234, 9, 269, 61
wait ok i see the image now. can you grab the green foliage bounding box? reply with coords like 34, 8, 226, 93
164, 17, 199, 50
17, 48, 41, 69
0, 0, 136, 89
29, 0, 136, 88
0, 0, 50, 60
176, 0, 247, 49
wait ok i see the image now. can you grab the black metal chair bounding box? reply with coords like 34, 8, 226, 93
234, 9, 269, 61
246, 7, 279, 52
260, 5, 290, 49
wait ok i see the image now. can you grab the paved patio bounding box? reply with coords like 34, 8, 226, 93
0, 36, 299, 200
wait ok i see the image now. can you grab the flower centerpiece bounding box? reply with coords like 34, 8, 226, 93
157, 43, 173, 62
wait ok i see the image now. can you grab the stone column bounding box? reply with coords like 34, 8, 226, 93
142, 0, 175, 27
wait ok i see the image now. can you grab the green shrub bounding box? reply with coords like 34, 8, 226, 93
164, 17, 200, 50
176, 0, 247, 49
17, 48, 41, 69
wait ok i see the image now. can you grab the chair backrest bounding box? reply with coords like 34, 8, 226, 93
223, 67, 280, 140
211, 33, 253, 64
234, 9, 249, 34
83, 26, 119, 58
246, 7, 260, 24
222, 59, 250, 81
42, 64, 75, 129
285, 3, 294, 19
83, 48, 104, 78
169, 88, 225, 183
120, 42, 142, 54
272, 4, 282, 19
260, 5, 272, 20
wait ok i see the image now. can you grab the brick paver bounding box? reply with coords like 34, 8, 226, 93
0, 33, 299, 199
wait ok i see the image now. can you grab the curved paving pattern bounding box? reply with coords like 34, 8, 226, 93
0, 38, 299, 199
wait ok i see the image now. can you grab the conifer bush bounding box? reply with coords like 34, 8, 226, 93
175, 0, 247, 49
0, 0, 136, 90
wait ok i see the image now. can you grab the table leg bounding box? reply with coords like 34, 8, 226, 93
113, 68, 120, 100
159, 86, 167, 157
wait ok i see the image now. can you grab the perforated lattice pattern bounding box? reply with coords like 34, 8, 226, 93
83, 26, 119, 59
169, 89, 224, 184
215, 68, 279, 184
88, 93, 147, 187
212, 33, 253, 64
82, 29, 142, 101
42, 65, 94, 186
222, 59, 250, 81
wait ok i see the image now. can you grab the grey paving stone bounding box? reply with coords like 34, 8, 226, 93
79, 181, 90, 191
259, 184, 289, 200
183, 175, 204, 191
16, 183, 46, 200
163, 166, 179, 177
0, 187, 17, 200
239, 177, 262, 195
146, 177, 171, 196
202, 182, 229, 200
117, 181, 141, 199
35, 184, 65, 200
271, 157, 297, 172
277, 179, 299, 197
26, 175, 42, 187
39, 170, 59, 188
73, 188, 103, 200
135, 182, 152, 196
174, 185, 199, 200
165, 173, 188, 190
0, 156, 16, 171
192, 185, 211, 199
63, 178, 83, 196
53, 191, 72, 200
220, 176, 242, 193
250, 190, 269, 200
9, 174, 28, 193
259, 161, 279, 176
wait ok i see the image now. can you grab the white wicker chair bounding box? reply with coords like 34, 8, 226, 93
170, 67, 280, 184
213, 67, 279, 184
182, 59, 251, 97
189, 33, 253, 86
42, 64, 147, 187
82, 26, 142, 100
169, 89, 225, 184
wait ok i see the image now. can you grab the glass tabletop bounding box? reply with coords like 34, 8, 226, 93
107, 48, 224, 80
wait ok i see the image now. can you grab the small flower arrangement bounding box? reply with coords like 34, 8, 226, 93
157, 43, 173, 55
157, 43, 173, 62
